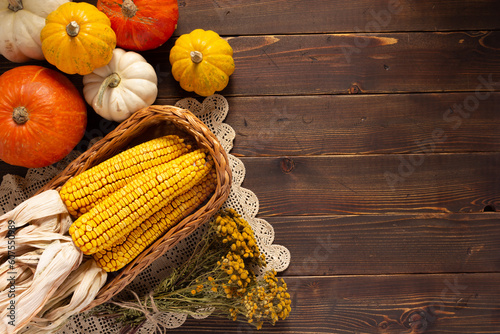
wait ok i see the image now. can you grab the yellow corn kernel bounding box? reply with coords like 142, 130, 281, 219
69, 149, 213, 255
94, 169, 217, 272
60, 135, 192, 217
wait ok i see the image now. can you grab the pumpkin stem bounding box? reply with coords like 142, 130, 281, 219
8, 0, 23, 12
122, 0, 138, 18
96, 73, 121, 108
190, 51, 203, 64
66, 21, 80, 37
12, 107, 29, 125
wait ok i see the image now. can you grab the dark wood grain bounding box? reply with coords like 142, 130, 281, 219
84, 0, 500, 35
201, 94, 500, 156
240, 153, 500, 216
151, 31, 500, 97
9, 89, 500, 178
269, 213, 500, 275
4, 88, 500, 181
176, 274, 500, 333
0, 1, 499, 333
3, 32, 500, 98
176, 0, 500, 35
222, 31, 500, 97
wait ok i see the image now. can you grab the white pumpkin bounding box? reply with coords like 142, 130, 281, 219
83, 48, 159, 122
0, 0, 69, 62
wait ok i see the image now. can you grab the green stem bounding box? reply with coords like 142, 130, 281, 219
174, 239, 218, 288
171, 235, 211, 282
12, 107, 29, 125
8, 0, 23, 12
97, 73, 121, 108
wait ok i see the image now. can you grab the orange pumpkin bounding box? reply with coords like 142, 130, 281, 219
0, 66, 87, 168
97, 0, 178, 51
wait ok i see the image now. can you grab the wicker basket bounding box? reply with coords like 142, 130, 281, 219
36, 105, 232, 310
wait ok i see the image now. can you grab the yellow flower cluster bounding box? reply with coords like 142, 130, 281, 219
218, 252, 252, 298
94, 208, 291, 332
190, 284, 204, 295
210, 209, 291, 328
242, 270, 292, 329
213, 208, 263, 261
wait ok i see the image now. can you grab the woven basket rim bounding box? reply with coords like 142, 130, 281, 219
37, 105, 232, 310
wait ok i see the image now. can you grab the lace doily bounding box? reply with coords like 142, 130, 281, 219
0, 95, 291, 333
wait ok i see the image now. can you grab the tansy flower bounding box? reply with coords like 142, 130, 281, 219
92, 208, 291, 332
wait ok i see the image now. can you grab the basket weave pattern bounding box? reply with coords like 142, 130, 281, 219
36, 105, 232, 310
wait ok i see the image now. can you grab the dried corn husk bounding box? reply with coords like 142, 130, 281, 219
0, 232, 73, 263
20, 259, 107, 334
0, 190, 107, 334
0, 190, 70, 238
0, 240, 82, 333
0, 250, 42, 291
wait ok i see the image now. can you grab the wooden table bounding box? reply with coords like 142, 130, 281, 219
1, 1, 500, 333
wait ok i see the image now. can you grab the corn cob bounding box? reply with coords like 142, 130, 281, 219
69, 149, 213, 255
60, 135, 191, 217
93, 169, 217, 272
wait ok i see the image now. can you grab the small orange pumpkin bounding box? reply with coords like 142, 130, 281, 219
0, 66, 87, 168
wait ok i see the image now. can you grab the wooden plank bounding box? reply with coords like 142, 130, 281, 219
268, 213, 500, 275
222, 31, 500, 96
240, 153, 500, 216
4, 89, 500, 177
82, 0, 500, 35
216, 94, 500, 156
176, 273, 500, 333
2, 32, 500, 97
5, 150, 496, 218
129, 31, 500, 97
175, 0, 500, 35
4, 90, 499, 176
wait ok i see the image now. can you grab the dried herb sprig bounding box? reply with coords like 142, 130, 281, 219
91, 208, 291, 332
